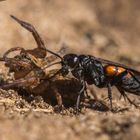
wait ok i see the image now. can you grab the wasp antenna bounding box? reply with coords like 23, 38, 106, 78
42, 61, 61, 71
36, 61, 61, 76
45, 48, 63, 60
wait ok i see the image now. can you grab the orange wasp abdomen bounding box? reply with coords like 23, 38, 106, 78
104, 65, 131, 78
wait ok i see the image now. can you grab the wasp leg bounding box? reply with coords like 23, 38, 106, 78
107, 83, 113, 110
119, 93, 127, 102
106, 70, 129, 109
129, 72, 140, 84
76, 79, 85, 113
112, 70, 139, 107
104, 70, 128, 106
117, 87, 138, 108
84, 83, 89, 98
111, 70, 128, 102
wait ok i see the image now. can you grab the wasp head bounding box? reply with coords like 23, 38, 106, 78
61, 54, 79, 75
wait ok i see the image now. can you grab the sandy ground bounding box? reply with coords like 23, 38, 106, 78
0, 0, 140, 140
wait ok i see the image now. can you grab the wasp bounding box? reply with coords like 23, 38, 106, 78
41, 50, 140, 111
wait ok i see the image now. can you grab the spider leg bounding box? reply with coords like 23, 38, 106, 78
3, 47, 25, 59
11, 15, 47, 59
0, 76, 38, 90
11, 15, 45, 50
10, 15, 63, 60
53, 86, 64, 110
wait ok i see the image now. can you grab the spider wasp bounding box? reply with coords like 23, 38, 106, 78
39, 46, 140, 111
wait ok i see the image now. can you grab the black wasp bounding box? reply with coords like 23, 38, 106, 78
6, 15, 140, 111
43, 52, 140, 111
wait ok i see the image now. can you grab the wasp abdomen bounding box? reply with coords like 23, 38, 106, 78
104, 65, 130, 77
120, 76, 140, 96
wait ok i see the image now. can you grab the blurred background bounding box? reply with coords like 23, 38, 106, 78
0, 0, 140, 67
0, 1, 140, 140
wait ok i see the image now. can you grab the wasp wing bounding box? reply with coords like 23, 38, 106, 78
94, 57, 140, 75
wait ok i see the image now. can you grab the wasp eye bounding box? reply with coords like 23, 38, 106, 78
63, 54, 78, 68
74, 57, 78, 63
